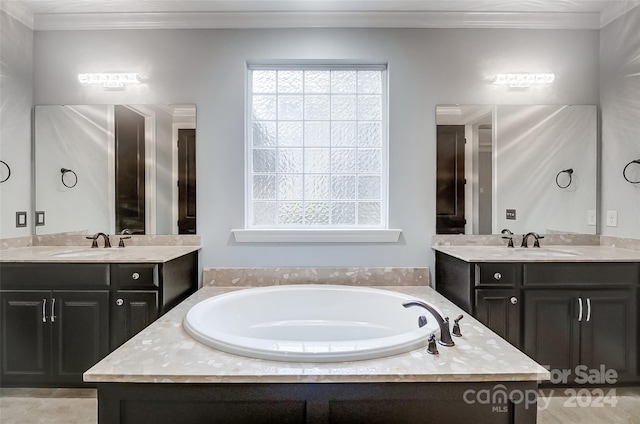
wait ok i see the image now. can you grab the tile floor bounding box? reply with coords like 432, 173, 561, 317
0, 386, 638, 423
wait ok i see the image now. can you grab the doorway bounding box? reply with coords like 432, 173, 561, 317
177, 128, 196, 234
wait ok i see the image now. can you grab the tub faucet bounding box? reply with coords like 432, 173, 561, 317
86, 232, 111, 248
403, 300, 455, 347
521, 232, 544, 248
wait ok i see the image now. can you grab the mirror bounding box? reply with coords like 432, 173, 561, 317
34, 104, 196, 235
436, 104, 597, 235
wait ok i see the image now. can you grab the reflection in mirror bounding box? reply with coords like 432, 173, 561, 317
436, 105, 597, 235
34, 104, 196, 235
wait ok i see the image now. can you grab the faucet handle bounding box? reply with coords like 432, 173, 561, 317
85, 235, 98, 248
426, 334, 439, 355
118, 236, 131, 248
533, 234, 545, 247
452, 315, 464, 337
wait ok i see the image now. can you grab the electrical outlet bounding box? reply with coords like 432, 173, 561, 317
15, 211, 27, 228
606, 210, 618, 227
587, 210, 596, 226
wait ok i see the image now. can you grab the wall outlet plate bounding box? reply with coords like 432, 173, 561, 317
506, 209, 516, 220
587, 210, 596, 226
15, 211, 27, 228
35, 211, 45, 226
606, 210, 618, 227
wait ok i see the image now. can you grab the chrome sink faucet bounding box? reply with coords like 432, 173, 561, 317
86, 232, 112, 248
521, 232, 544, 248
403, 300, 456, 347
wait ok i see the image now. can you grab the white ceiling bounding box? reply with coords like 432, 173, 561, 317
3, 0, 639, 30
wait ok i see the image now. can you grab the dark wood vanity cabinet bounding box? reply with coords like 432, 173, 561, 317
0, 252, 198, 387
435, 253, 639, 384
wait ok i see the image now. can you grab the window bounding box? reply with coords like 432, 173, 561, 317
247, 65, 388, 230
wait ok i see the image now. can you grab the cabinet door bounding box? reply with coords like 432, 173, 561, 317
475, 289, 521, 348
0, 290, 52, 384
524, 290, 580, 374
51, 290, 109, 383
580, 290, 637, 382
111, 291, 159, 350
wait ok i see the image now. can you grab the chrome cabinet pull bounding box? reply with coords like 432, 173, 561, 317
42, 299, 47, 323
494, 272, 502, 280
586, 298, 591, 322
577, 297, 583, 321
51, 298, 56, 323
510, 296, 518, 305
116, 298, 124, 306
132, 272, 140, 280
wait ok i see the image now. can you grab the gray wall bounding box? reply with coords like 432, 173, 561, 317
600, 6, 640, 239
32, 28, 600, 271
0, 11, 33, 238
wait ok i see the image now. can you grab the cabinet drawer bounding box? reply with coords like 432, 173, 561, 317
0, 263, 109, 289
113, 264, 158, 289
523, 263, 637, 286
475, 263, 519, 287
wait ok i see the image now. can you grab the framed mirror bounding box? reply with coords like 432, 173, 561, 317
436, 104, 597, 235
34, 104, 196, 235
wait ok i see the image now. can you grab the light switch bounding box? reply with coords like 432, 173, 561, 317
35, 211, 45, 226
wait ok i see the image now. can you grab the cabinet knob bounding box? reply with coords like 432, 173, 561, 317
510, 296, 518, 305
132, 272, 140, 280
494, 272, 502, 280
116, 298, 124, 306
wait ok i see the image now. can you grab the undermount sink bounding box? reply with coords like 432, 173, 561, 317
494, 248, 580, 258
51, 249, 116, 258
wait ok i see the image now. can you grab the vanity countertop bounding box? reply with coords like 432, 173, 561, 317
84, 285, 550, 384
433, 245, 640, 263
0, 245, 200, 263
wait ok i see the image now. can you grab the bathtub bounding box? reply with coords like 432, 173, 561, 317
183, 284, 442, 362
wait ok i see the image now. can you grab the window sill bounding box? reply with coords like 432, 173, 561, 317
231, 229, 402, 243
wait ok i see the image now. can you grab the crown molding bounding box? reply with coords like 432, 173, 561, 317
32, 10, 602, 31
1, 0, 34, 28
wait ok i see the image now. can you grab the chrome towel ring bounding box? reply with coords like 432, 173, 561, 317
623, 160, 640, 184
61, 168, 78, 188
555, 168, 574, 189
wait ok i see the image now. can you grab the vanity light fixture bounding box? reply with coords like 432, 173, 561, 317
77, 72, 142, 88
493, 73, 555, 88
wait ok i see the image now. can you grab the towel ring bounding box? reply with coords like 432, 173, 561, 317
555, 168, 573, 189
0, 160, 10, 183
623, 160, 640, 184
61, 168, 78, 188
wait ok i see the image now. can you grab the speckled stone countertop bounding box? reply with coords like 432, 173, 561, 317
433, 245, 640, 263
0, 245, 200, 263
84, 286, 550, 384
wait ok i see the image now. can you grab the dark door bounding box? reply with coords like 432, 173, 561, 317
0, 290, 51, 384
115, 105, 146, 234
178, 128, 197, 234
436, 125, 465, 234
524, 290, 580, 373
52, 290, 109, 383
475, 289, 521, 348
580, 290, 637, 381
111, 290, 159, 350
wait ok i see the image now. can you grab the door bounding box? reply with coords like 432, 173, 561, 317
580, 290, 636, 382
475, 289, 521, 348
52, 290, 109, 383
177, 128, 197, 234
524, 290, 580, 373
115, 105, 146, 234
111, 290, 159, 350
436, 125, 465, 234
0, 290, 51, 384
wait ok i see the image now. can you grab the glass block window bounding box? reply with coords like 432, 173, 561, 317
248, 65, 387, 228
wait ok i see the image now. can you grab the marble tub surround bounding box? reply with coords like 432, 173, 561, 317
203, 267, 429, 287
432, 244, 640, 263
84, 285, 549, 384
431, 233, 600, 247
0, 245, 200, 263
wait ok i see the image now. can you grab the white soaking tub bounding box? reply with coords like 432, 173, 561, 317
183, 284, 442, 362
